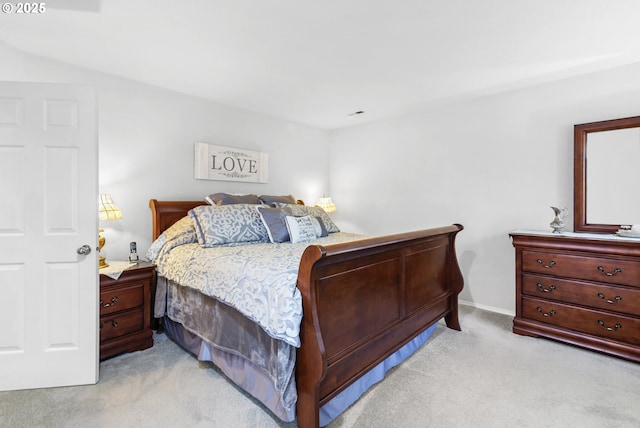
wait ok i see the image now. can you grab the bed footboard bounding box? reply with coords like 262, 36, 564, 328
295, 224, 464, 428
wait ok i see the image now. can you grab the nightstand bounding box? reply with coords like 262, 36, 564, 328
99, 261, 154, 360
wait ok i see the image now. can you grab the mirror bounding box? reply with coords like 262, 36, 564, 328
574, 115, 640, 233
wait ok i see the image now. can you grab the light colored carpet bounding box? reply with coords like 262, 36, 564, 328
1, 305, 639, 428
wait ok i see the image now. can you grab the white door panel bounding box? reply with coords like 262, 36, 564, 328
0, 82, 98, 391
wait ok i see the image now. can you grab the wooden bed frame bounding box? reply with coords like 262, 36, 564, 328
149, 199, 464, 428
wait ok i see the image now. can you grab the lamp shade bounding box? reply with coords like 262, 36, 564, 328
98, 194, 123, 220
316, 196, 337, 213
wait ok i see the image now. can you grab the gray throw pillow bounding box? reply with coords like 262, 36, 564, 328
258, 194, 297, 206
256, 206, 293, 243
205, 192, 261, 205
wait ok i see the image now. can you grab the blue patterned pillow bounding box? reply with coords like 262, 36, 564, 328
146, 216, 197, 263
277, 203, 340, 233
188, 204, 269, 247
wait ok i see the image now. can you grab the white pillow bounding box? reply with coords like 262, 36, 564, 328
285, 215, 317, 243
309, 216, 328, 237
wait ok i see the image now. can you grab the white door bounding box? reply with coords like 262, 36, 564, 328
0, 82, 98, 391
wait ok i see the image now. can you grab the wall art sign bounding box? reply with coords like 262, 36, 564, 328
194, 143, 269, 183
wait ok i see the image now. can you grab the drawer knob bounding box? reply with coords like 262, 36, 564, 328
597, 266, 622, 277
536, 259, 556, 269
597, 320, 622, 332
536, 307, 556, 317
99, 320, 118, 329
536, 283, 557, 293
100, 296, 118, 308
597, 292, 622, 304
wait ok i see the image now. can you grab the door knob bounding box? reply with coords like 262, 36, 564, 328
77, 245, 92, 255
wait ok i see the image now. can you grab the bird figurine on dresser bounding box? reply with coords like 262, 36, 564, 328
550, 206, 567, 233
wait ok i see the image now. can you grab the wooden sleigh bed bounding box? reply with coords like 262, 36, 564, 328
149, 199, 464, 428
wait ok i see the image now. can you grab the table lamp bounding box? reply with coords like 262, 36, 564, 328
316, 196, 337, 213
98, 194, 123, 268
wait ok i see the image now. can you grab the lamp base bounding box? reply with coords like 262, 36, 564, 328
99, 256, 109, 269
98, 228, 108, 268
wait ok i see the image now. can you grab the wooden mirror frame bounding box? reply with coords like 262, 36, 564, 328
574, 115, 640, 233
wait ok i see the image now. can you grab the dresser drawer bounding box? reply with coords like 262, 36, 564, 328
100, 309, 145, 342
99, 283, 145, 316
522, 274, 640, 316
522, 250, 640, 287
522, 297, 640, 345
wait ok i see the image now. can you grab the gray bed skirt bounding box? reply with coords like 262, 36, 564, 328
157, 276, 297, 422
156, 276, 439, 426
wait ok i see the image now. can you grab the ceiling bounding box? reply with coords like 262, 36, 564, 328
2, 0, 640, 129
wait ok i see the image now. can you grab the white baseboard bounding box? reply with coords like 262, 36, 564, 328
459, 299, 515, 317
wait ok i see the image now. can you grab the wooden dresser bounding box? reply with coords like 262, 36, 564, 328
99, 262, 154, 360
510, 230, 640, 362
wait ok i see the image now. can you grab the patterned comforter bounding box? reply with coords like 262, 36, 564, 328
152, 231, 364, 347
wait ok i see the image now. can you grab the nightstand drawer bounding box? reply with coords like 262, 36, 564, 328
522, 297, 640, 345
100, 309, 144, 341
100, 283, 145, 316
522, 274, 640, 316
99, 262, 155, 361
522, 250, 640, 287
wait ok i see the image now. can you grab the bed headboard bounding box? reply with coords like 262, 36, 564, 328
149, 199, 204, 240
149, 198, 307, 240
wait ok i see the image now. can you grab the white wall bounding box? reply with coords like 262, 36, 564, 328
0, 42, 331, 261
329, 63, 640, 314
5, 39, 640, 315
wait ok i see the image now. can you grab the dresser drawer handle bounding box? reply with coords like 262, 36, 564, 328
597, 266, 622, 277
597, 320, 622, 332
536, 283, 557, 293
536, 307, 556, 317
536, 259, 556, 269
100, 296, 118, 308
99, 320, 118, 330
597, 293, 622, 304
